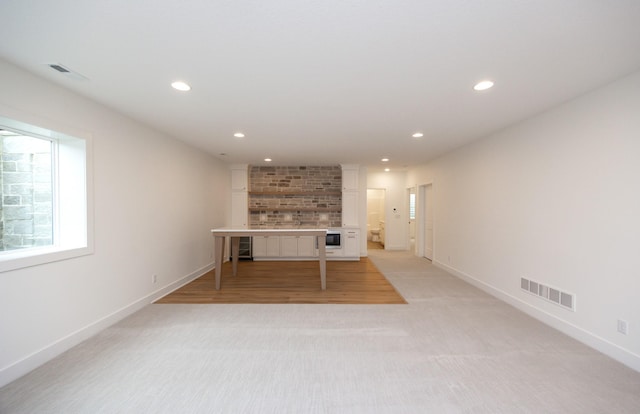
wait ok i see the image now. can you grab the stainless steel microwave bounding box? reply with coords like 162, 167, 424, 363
325, 231, 341, 248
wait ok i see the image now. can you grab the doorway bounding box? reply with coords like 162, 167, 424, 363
407, 187, 416, 252
366, 188, 385, 250
417, 183, 433, 260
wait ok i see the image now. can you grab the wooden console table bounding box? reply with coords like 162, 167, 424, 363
210, 228, 328, 290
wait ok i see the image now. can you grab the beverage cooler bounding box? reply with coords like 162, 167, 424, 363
232, 236, 253, 260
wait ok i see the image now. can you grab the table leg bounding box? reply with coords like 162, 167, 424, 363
214, 235, 225, 290
231, 236, 240, 276
317, 235, 326, 290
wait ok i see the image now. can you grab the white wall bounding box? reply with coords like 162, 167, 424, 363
0, 60, 230, 386
367, 170, 407, 250
407, 70, 640, 371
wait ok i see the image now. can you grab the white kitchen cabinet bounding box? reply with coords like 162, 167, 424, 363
279, 236, 298, 257
231, 165, 248, 191
341, 165, 359, 227
231, 191, 248, 227
297, 236, 316, 257
341, 190, 358, 227
341, 165, 359, 191
252, 235, 280, 257
231, 164, 248, 228
343, 229, 360, 258
280, 236, 316, 257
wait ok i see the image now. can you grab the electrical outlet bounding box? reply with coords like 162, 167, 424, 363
284, 213, 292, 221
152, 274, 157, 284
260, 213, 267, 222
319, 213, 328, 221
617, 319, 628, 335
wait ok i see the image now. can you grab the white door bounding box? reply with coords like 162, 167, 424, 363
422, 184, 433, 260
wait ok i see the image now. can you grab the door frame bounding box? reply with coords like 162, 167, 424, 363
416, 182, 434, 260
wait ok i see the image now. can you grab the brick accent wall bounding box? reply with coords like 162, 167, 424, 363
249, 165, 342, 228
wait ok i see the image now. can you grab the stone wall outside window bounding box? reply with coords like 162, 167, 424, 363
0, 135, 53, 251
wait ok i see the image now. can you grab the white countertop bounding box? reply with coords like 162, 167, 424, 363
211, 228, 327, 236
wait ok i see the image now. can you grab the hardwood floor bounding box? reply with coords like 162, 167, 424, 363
367, 240, 383, 250
155, 258, 406, 304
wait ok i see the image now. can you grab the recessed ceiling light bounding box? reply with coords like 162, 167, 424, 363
171, 81, 191, 91
234, 132, 245, 138
473, 80, 494, 91
381, 158, 389, 162
412, 132, 423, 138
264, 158, 272, 162
384, 168, 390, 172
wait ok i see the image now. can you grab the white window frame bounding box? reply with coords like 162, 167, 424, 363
0, 115, 93, 272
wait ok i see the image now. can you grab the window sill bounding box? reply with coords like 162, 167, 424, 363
0, 245, 93, 273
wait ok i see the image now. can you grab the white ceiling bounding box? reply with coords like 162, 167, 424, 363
2, 1, 640, 171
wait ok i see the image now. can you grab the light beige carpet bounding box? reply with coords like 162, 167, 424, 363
1, 249, 639, 413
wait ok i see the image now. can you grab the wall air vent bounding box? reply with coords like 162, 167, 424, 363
46, 63, 88, 81
521, 277, 575, 312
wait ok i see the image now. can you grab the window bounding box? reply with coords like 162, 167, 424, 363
409, 193, 416, 220
0, 115, 92, 272
0, 131, 54, 250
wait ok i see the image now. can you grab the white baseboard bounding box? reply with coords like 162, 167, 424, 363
0, 262, 214, 388
383, 244, 406, 251
433, 260, 640, 373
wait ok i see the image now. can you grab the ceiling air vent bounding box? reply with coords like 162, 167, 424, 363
49, 64, 70, 73
46, 63, 88, 80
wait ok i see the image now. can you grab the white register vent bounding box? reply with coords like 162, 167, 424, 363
521, 277, 576, 312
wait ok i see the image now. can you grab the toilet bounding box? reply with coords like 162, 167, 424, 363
370, 228, 380, 242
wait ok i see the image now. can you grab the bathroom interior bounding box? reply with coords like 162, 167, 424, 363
366, 188, 385, 248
